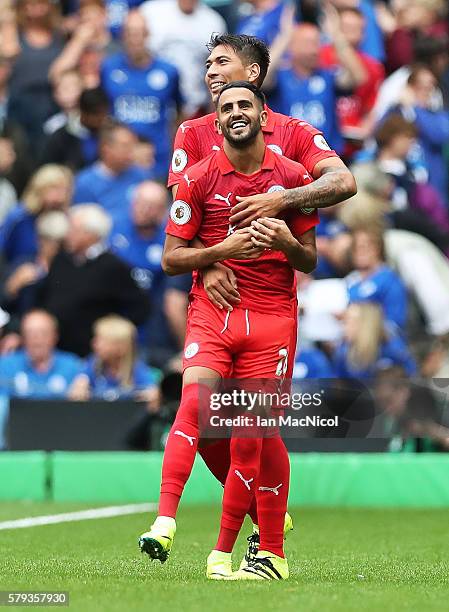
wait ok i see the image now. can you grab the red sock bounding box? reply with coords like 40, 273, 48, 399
215, 437, 263, 553
199, 440, 259, 525
159, 383, 208, 518
256, 436, 290, 558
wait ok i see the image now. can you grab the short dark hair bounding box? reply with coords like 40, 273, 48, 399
414, 35, 449, 63
216, 81, 266, 109
207, 34, 270, 87
99, 119, 134, 145
79, 87, 109, 114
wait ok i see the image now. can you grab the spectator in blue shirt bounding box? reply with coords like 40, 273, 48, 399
399, 65, 449, 206
0, 309, 83, 398
293, 344, 336, 380
266, 22, 367, 153
2, 210, 69, 318
346, 228, 408, 331
0, 164, 73, 265
72, 120, 148, 221
315, 207, 348, 279
64, 0, 146, 39
109, 180, 176, 362
69, 314, 159, 405
236, 0, 291, 46
333, 303, 417, 380
101, 10, 183, 179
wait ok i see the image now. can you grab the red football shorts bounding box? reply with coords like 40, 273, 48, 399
182, 295, 296, 379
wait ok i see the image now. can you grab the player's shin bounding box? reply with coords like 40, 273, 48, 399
255, 435, 290, 558
158, 383, 207, 517
198, 439, 259, 525
215, 437, 263, 553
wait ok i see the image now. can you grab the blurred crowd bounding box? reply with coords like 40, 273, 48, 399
1, 0, 449, 451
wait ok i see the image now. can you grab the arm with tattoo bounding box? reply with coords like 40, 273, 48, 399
280, 165, 357, 211
229, 162, 357, 228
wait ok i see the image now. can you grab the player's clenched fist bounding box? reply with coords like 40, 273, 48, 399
249, 217, 295, 251
218, 228, 265, 260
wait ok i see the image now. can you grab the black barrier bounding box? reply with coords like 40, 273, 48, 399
7, 400, 159, 451
5, 374, 448, 452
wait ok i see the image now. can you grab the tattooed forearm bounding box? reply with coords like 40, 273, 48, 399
281, 167, 357, 211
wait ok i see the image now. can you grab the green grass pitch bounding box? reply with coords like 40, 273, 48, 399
0, 502, 448, 612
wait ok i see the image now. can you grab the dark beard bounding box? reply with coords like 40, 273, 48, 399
222, 121, 260, 149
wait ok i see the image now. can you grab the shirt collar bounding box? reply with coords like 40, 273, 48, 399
216, 145, 276, 175
214, 105, 275, 134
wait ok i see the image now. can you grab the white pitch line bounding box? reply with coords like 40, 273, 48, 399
0, 502, 157, 531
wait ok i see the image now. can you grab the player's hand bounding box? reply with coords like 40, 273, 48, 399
202, 263, 241, 311
75, 20, 97, 45
230, 191, 284, 228
249, 217, 295, 252
321, 0, 342, 42
219, 228, 265, 260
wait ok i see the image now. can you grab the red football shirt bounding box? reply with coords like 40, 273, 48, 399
320, 46, 385, 133
168, 106, 339, 187
166, 146, 319, 315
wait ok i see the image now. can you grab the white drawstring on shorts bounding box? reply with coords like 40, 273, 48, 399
245, 309, 250, 336
220, 310, 231, 334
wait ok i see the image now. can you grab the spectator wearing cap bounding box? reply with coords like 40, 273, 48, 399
333, 303, 417, 380
72, 120, 149, 220
0, 309, 83, 398
0, 164, 72, 265
41, 86, 109, 171
36, 204, 150, 357
101, 10, 183, 179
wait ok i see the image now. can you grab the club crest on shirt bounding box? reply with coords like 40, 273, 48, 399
172, 148, 188, 172
313, 134, 331, 151
184, 342, 199, 358
170, 200, 191, 225
309, 76, 326, 95
267, 144, 283, 155
147, 69, 169, 90
267, 185, 285, 193
111, 69, 128, 84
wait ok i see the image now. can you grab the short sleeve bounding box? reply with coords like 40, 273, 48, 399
287, 209, 319, 237
165, 173, 204, 240
167, 123, 201, 188
290, 121, 340, 176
